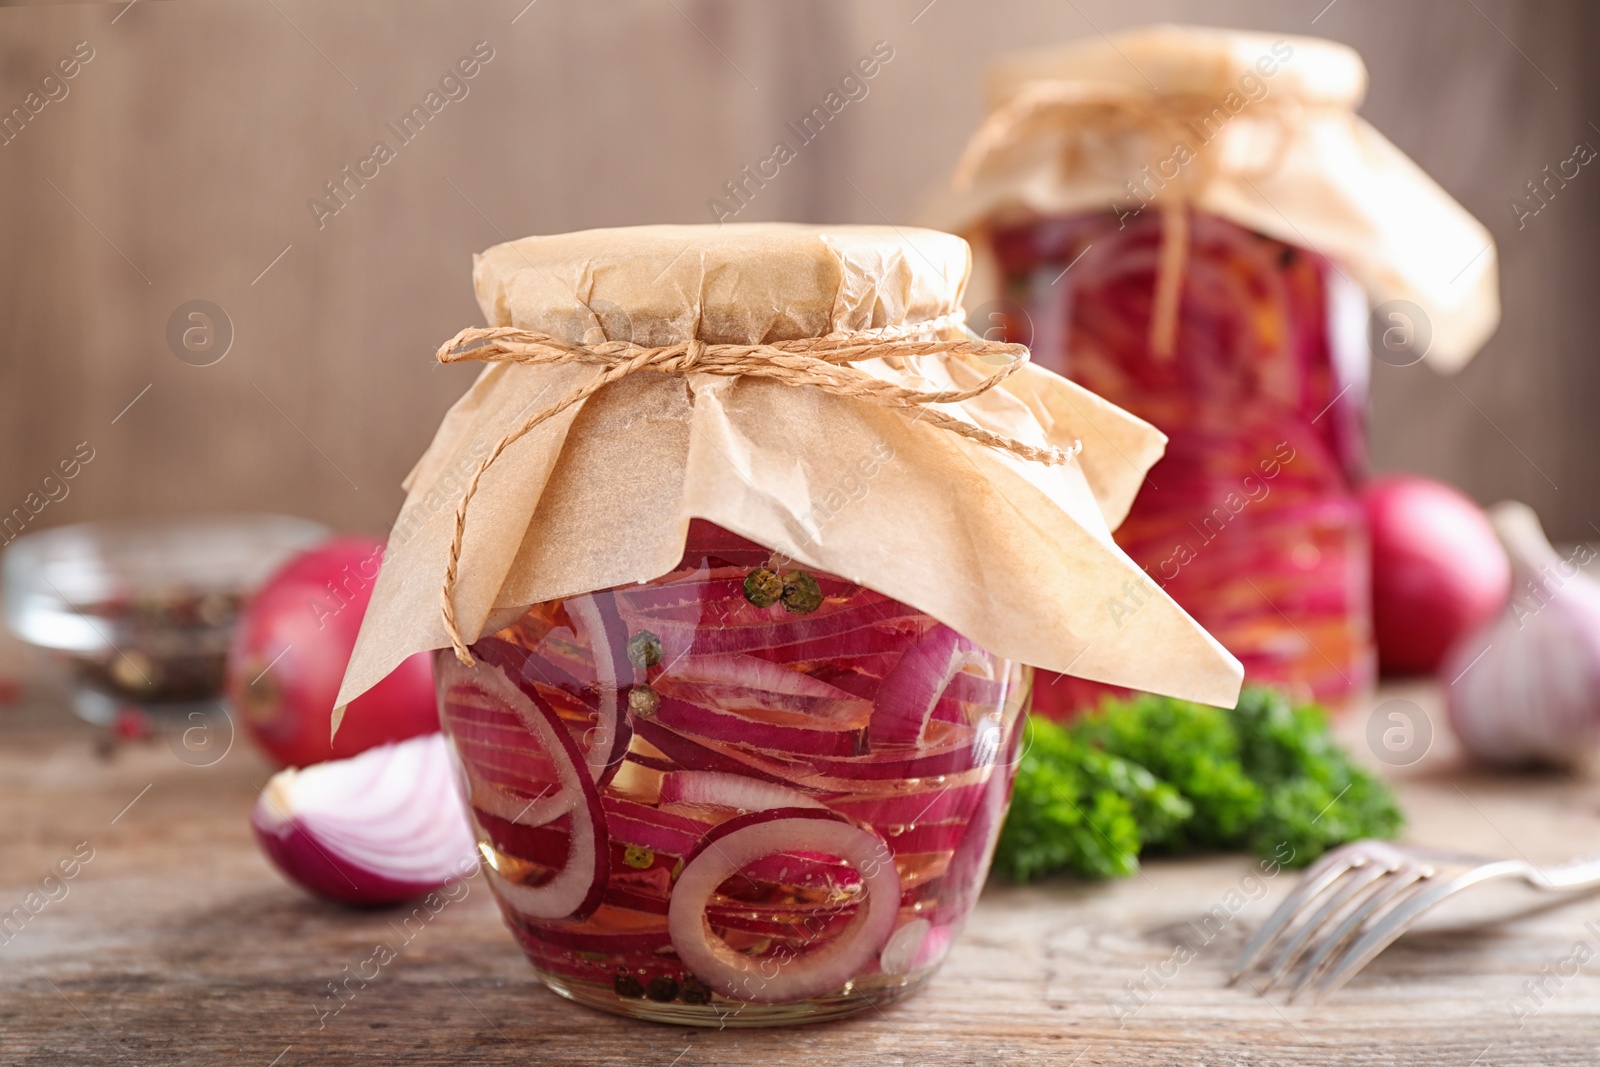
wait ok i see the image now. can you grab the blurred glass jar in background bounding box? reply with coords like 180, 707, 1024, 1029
3, 514, 327, 722
990, 210, 1372, 713
928, 25, 1502, 714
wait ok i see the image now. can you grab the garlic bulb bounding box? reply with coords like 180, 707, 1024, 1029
1443, 501, 1600, 766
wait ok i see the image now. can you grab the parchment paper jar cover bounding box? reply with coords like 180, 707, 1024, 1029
334, 223, 1241, 1024
928, 24, 1500, 372
335, 224, 1242, 713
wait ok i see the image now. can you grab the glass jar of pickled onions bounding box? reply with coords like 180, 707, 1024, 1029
932, 25, 1501, 713
337, 222, 1242, 1027
437, 522, 1027, 1025
990, 209, 1374, 713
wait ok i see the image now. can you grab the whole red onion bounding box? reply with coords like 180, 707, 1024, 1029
226, 537, 437, 767
1365, 475, 1510, 676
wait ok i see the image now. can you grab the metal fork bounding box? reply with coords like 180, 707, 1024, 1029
1232, 839, 1600, 1003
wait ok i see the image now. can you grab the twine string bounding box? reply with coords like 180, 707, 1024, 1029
433, 309, 1081, 664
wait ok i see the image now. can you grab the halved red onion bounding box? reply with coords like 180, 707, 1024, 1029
668, 807, 901, 1002
879, 918, 931, 976
868, 625, 979, 752
439, 656, 609, 920
658, 770, 824, 813
252, 733, 477, 906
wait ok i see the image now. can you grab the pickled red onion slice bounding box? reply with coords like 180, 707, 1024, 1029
439, 656, 609, 920
652, 695, 863, 757
656, 654, 870, 725
251, 733, 477, 906
472, 629, 634, 788
748, 620, 934, 669
825, 779, 987, 826
563, 591, 636, 783
879, 918, 931, 976
668, 808, 901, 1002
928, 727, 1022, 926
868, 625, 979, 751
624, 598, 921, 658
658, 770, 824, 812
601, 796, 709, 856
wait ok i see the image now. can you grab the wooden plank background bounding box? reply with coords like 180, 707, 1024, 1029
0, 0, 1596, 543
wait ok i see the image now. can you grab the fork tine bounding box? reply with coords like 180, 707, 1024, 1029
1284, 866, 1430, 1003
1311, 858, 1535, 1001
1256, 861, 1392, 992
1231, 843, 1369, 981
1308, 876, 1457, 1002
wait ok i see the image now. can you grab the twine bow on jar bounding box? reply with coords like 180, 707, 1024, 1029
432, 308, 1082, 664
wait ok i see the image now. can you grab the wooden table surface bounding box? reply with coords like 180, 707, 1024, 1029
4, 680, 1599, 1066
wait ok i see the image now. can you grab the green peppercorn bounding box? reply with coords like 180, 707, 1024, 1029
644, 975, 680, 1002
680, 975, 713, 1004
628, 685, 660, 718
780, 571, 824, 615
626, 630, 663, 669
614, 971, 646, 998
743, 567, 783, 608
623, 845, 655, 870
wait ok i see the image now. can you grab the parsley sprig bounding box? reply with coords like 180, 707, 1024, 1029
993, 687, 1403, 881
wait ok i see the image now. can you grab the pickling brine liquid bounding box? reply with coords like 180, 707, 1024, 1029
990, 209, 1375, 714
435, 521, 1028, 1026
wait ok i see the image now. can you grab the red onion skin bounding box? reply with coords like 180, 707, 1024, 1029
228, 537, 438, 768
1365, 476, 1510, 676
251, 813, 456, 907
